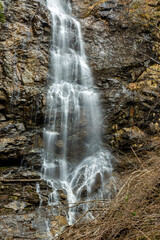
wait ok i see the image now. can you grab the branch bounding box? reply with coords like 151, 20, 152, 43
0, 178, 42, 183
137, 50, 160, 65
53, 209, 90, 240
131, 147, 145, 169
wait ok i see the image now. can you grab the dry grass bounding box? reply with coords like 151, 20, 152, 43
55, 148, 160, 240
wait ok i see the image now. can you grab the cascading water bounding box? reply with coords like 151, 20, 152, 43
42, 0, 115, 224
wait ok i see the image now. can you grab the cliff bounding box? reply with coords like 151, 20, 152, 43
0, 0, 51, 168
72, 0, 160, 153
0, 0, 160, 239
0, 0, 159, 167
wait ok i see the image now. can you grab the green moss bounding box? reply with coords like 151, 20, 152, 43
0, 1, 5, 23
131, 1, 141, 10
132, 212, 137, 216
11, 196, 19, 200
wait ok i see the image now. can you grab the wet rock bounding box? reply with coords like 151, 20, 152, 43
4, 200, 27, 212
99, 1, 117, 11
91, 172, 102, 193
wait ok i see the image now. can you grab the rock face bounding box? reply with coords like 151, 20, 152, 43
0, 0, 51, 167
0, 166, 67, 239
0, 0, 159, 165
72, 0, 160, 152
0, 0, 160, 238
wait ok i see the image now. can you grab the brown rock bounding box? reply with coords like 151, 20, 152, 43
0, 0, 51, 167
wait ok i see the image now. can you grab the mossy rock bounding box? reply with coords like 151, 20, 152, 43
0, 1, 5, 23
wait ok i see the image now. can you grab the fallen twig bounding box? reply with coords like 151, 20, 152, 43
131, 147, 145, 169
0, 178, 42, 183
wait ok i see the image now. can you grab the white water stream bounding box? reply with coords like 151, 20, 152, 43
41, 0, 115, 224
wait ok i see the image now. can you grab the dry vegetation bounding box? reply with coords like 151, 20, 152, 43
55, 140, 160, 240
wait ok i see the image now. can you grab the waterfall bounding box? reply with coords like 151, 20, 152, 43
42, 0, 114, 224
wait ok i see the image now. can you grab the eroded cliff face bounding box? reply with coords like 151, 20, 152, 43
72, 0, 160, 152
0, 0, 51, 167
0, 2, 52, 236
0, 0, 160, 239
0, 0, 159, 167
